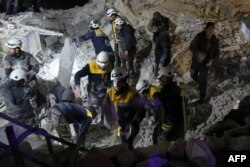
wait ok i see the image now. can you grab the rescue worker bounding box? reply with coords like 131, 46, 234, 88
73, 20, 114, 65
1, 69, 37, 126
4, 39, 39, 81
156, 66, 186, 143
106, 8, 126, 67
190, 22, 220, 104
74, 51, 112, 127
149, 12, 170, 42
135, 79, 163, 144
152, 20, 171, 77
115, 18, 137, 79
104, 67, 146, 149
47, 85, 75, 108
49, 102, 97, 145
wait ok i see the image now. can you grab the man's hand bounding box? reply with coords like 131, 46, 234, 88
207, 60, 213, 67
197, 52, 207, 63
74, 85, 81, 98
124, 50, 129, 59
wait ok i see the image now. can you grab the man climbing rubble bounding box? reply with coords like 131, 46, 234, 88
156, 66, 187, 143
115, 17, 137, 80
152, 18, 171, 77
135, 79, 163, 144
190, 22, 220, 104
73, 20, 114, 65
0, 69, 38, 126
103, 67, 146, 149
106, 8, 127, 67
49, 92, 97, 145
4, 39, 39, 81
74, 51, 112, 127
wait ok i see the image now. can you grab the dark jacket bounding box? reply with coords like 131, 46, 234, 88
2, 81, 36, 119
77, 29, 114, 55
160, 81, 186, 140
74, 61, 112, 97
190, 31, 220, 65
4, 50, 39, 79
55, 102, 91, 122
118, 24, 137, 51
155, 30, 171, 66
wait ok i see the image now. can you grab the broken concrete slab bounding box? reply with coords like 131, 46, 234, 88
58, 38, 77, 88
241, 18, 250, 39
114, 0, 139, 27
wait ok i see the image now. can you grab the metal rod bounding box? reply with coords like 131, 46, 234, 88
5, 126, 26, 167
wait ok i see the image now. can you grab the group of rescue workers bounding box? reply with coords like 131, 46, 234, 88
0, 8, 220, 149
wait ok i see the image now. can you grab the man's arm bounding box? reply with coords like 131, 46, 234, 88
74, 64, 90, 97
189, 33, 200, 53
3, 57, 12, 77
123, 25, 136, 51
159, 33, 171, 66
75, 31, 95, 43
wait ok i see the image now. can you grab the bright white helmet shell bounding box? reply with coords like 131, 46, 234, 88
111, 67, 127, 81
136, 80, 150, 94
10, 69, 26, 81
115, 18, 125, 26
5, 39, 22, 48
96, 51, 109, 68
89, 20, 100, 29
106, 8, 117, 17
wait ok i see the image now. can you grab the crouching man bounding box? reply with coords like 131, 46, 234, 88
49, 103, 97, 145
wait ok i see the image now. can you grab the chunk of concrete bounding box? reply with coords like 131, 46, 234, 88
114, 0, 139, 27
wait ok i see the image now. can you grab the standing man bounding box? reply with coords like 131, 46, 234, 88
1, 69, 37, 126
152, 20, 171, 77
4, 39, 39, 81
190, 22, 220, 104
49, 102, 97, 145
106, 8, 125, 67
156, 66, 187, 143
135, 79, 163, 144
74, 51, 112, 127
104, 67, 146, 149
115, 18, 137, 79
73, 20, 114, 65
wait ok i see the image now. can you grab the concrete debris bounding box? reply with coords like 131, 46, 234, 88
241, 19, 250, 39
58, 38, 77, 87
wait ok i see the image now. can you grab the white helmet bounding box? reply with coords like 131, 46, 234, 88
111, 67, 127, 81
157, 66, 175, 79
106, 8, 117, 17
136, 80, 150, 94
89, 20, 100, 29
5, 39, 22, 48
115, 18, 125, 26
96, 51, 109, 68
10, 69, 26, 81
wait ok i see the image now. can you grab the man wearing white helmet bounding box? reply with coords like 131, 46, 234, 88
73, 20, 114, 65
115, 17, 137, 80
136, 79, 163, 144
74, 51, 112, 113
155, 66, 187, 144
103, 67, 146, 149
4, 38, 39, 81
1, 69, 37, 125
106, 8, 127, 67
